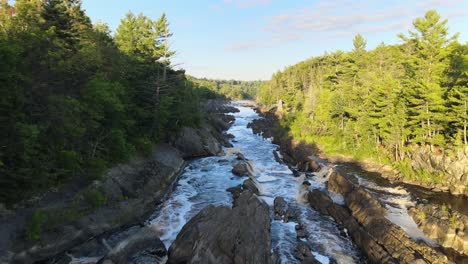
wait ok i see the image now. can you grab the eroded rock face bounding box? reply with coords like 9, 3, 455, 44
7, 144, 184, 264
406, 146, 468, 196
311, 170, 453, 264
173, 127, 222, 158
168, 191, 272, 264
409, 203, 468, 255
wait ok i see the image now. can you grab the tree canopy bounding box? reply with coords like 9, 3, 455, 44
257, 10, 467, 181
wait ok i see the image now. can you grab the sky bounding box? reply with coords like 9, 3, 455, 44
81, 0, 468, 81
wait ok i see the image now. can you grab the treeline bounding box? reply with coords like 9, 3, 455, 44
0, 0, 212, 204
190, 77, 262, 100
258, 11, 467, 180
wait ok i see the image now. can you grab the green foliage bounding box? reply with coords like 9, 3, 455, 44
83, 189, 107, 209
190, 77, 263, 100
258, 10, 467, 184
0, 1, 204, 204
25, 209, 47, 242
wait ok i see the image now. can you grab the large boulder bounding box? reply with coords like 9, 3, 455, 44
168, 191, 272, 264
173, 127, 222, 158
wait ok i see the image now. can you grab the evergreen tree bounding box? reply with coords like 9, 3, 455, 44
399, 10, 458, 146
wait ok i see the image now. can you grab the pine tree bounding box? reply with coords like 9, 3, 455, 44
155, 13, 175, 81
399, 10, 458, 146
447, 44, 468, 145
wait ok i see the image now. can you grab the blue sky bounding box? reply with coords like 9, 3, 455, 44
81, 0, 468, 81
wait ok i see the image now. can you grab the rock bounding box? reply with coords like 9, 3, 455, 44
236, 152, 247, 160
273, 150, 283, 164
307, 189, 397, 264
409, 203, 468, 256
226, 185, 242, 200
173, 127, 222, 158
98, 226, 167, 264
293, 243, 315, 262
274, 197, 287, 217
302, 181, 311, 186
168, 191, 272, 264
284, 207, 297, 223
8, 144, 184, 264
308, 159, 321, 172
242, 179, 260, 195
309, 169, 453, 264
296, 224, 307, 239
232, 160, 254, 177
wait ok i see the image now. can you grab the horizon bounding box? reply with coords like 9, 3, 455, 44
81, 0, 468, 81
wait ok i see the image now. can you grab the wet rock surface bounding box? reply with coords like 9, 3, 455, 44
168, 190, 272, 264
311, 169, 454, 264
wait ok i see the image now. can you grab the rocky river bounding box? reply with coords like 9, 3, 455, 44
102, 101, 466, 263
2, 101, 466, 264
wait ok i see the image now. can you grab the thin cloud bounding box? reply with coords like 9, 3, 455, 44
226, 0, 466, 52
223, 0, 271, 8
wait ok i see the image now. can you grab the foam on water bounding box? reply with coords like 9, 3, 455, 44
74, 103, 364, 263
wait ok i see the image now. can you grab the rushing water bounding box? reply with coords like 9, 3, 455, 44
70, 102, 453, 264
148, 103, 364, 263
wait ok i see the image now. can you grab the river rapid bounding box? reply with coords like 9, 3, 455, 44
148, 103, 366, 263
86, 101, 448, 264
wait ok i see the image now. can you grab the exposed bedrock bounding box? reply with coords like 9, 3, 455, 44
409, 202, 468, 256
308, 170, 453, 264
168, 190, 272, 264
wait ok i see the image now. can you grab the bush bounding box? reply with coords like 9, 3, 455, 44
25, 209, 47, 241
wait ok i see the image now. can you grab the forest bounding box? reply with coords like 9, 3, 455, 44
0, 0, 218, 204
258, 10, 467, 182
190, 77, 262, 100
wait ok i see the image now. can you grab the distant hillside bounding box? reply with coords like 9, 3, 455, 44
189, 76, 264, 100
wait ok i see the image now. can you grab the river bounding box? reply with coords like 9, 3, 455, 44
100, 102, 455, 264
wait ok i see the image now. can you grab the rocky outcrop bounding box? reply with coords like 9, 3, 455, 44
247, 108, 321, 174
407, 146, 468, 195
168, 190, 272, 264
409, 203, 468, 256
312, 169, 452, 264
173, 127, 223, 158
0, 100, 236, 263
98, 226, 167, 264
308, 189, 397, 264
5, 144, 183, 264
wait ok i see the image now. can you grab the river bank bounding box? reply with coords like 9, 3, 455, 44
0, 100, 237, 264
248, 104, 468, 263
